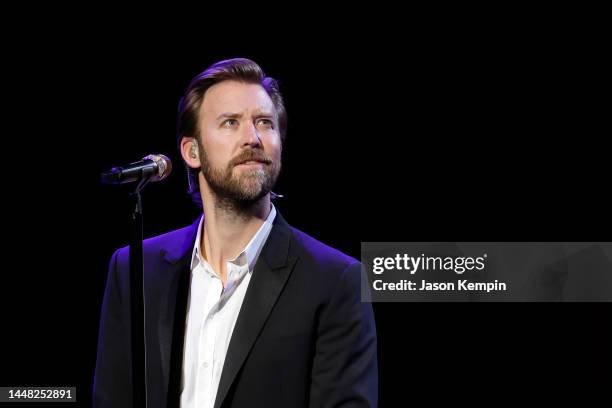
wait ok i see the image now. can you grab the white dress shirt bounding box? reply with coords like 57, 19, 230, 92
180, 205, 277, 408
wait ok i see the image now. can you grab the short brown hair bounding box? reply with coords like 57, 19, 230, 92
177, 58, 287, 207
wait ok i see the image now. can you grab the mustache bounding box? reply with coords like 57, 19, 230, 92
230, 149, 273, 167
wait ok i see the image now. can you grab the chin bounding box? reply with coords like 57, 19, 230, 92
238, 185, 265, 200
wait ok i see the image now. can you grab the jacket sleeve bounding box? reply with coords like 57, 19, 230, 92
93, 249, 132, 408
309, 261, 378, 407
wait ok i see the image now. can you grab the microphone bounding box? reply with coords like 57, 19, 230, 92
101, 154, 172, 185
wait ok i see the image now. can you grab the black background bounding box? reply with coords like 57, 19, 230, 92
1, 7, 610, 407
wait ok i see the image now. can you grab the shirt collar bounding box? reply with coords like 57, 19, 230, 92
190, 204, 277, 274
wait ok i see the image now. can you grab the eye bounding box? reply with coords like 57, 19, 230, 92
256, 118, 274, 129
222, 118, 239, 128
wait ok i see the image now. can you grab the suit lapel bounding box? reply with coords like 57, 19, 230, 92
214, 213, 298, 408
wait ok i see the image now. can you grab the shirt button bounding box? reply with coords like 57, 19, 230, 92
202, 362, 209, 368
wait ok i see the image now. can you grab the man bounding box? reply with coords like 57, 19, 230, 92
94, 58, 378, 408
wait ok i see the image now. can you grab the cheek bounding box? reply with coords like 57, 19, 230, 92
264, 133, 283, 158
202, 136, 231, 168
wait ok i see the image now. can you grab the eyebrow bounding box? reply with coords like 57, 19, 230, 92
216, 111, 276, 121
216, 112, 243, 121
253, 110, 275, 117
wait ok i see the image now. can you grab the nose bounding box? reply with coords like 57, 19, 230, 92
241, 122, 262, 148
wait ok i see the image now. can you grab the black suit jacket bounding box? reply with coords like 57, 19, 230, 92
94, 212, 377, 407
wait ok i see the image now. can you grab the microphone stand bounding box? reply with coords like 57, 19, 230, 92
101, 154, 171, 408
129, 175, 152, 408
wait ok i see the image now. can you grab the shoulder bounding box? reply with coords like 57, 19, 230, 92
287, 225, 360, 280
112, 218, 200, 267
281, 224, 366, 311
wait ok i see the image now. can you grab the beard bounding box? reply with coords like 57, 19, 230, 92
198, 144, 281, 212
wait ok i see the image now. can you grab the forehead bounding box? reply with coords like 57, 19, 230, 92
200, 80, 275, 119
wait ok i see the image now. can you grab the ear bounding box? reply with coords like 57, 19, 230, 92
180, 137, 201, 169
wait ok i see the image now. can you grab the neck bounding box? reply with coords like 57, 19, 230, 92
200, 189, 271, 285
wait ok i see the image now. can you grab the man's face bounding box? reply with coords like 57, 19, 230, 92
196, 80, 282, 204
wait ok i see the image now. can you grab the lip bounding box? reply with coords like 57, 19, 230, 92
235, 160, 266, 167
